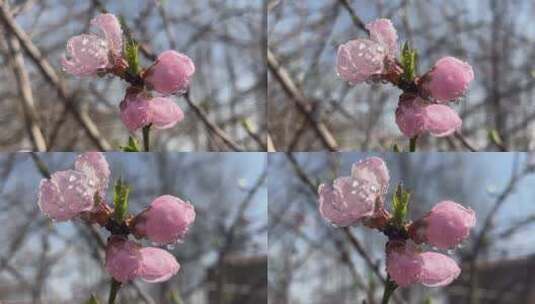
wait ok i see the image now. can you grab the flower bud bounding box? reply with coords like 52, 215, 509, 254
318, 157, 389, 227
139, 247, 180, 283
133, 195, 196, 245
410, 200, 476, 249
386, 241, 461, 288
120, 91, 184, 132
38, 170, 97, 221
422, 56, 474, 102
105, 236, 142, 283
419, 252, 461, 287
386, 241, 423, 287
144, 50, 195, 95
395, 94, 461, 138
149, 97, 184, 129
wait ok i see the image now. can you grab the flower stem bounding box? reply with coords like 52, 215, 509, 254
142, 125, 151, 152
108, 279, 121, 304
381, 276, 397, 304
409, 136, 417, 152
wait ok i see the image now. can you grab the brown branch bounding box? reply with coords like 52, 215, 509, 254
0, 3, 112, 150
5, 31, 47, 151
267, 49, 339, 151
338, 0, 368, 33
183, 92, 243, 151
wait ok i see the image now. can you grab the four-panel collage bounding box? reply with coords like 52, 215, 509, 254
0, 0, 534, 303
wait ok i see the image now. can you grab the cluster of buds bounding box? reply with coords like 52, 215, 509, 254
318, 157, 476, 288
37, 152, 195, 283
336, 19, 474, 139
62, 13, 195, 134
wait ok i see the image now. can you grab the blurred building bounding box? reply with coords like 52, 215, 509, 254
447, 254, 535, 303
207, 255, 267, 304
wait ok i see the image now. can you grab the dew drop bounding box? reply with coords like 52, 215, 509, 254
166, 244, 176, 250
357, 52, 363, 57
358, 43, 365, 50
69, 175, 77, 182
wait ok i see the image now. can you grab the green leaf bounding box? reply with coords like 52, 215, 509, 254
400, 41, 418, 82
113, 178, 130, 223
84, 294, 100, 304
392, 184, 410, 227
488, 129, 503, 147
124, 39, 140, 75
392, 143, 402, 152
120, 136, 141, 152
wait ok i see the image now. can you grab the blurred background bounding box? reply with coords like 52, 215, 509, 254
0, 152, 267, 303
0, 0, 266, 151
268, 152, 535, 303
268, 0, 535, 151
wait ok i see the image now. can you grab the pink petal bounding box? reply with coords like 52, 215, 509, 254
366, 18, 398, 56
318, 176, 376, 227
149, 97, 184, 129
395, 95, 427, 138
105, 237, 142, 283
419, 252, 461, 287
139, 247, 180, 283
119, 92, 152, 132
386, 241, 423, 288
74, 152, 110, 194
91, 13, 123, 57
350, 156, 390, 195
134, 195, 196, 245
396, 95, 462, 138
62, 34, 109, 76
423, 56, 474, 102
336, 39, 386, 85
423, 104, 462, 137
37, 170, 97, 221
144, 50, 195, 95
424, 201, 476, 249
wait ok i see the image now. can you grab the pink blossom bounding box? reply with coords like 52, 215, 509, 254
386, 241, 461, 288
105, 236, 142, 283
422, 56, 474, 102
336, 18, 397, 85
386, 241, 423, 287
74, 152, 110, 195
419, 252, 461, 287
318, 157, 389, 227
139, 247, 180, 283
395, 95, 462, 138
365, 19, 398, 56
62, 13, 123, 76
133, 195, 196, 245
120, 91, 184, 132
144, 50, 195, 95
411, 200, 476, 249
38, 170, 97, 221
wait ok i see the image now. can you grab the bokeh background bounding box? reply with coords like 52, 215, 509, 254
268, 0, 535, 151
0, 152, 267, 303
0, 0, 265, 151
268, 152, 535, 303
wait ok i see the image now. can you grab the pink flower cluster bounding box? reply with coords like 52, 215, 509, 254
336, 19, 474, 138
62, 13, 195, 133
37, 152, 196, 283
317, 157, 476, 288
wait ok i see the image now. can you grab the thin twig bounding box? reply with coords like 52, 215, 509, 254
183, 91, 243, 151
267, 49, 339, 151
0, 3, 111, 150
